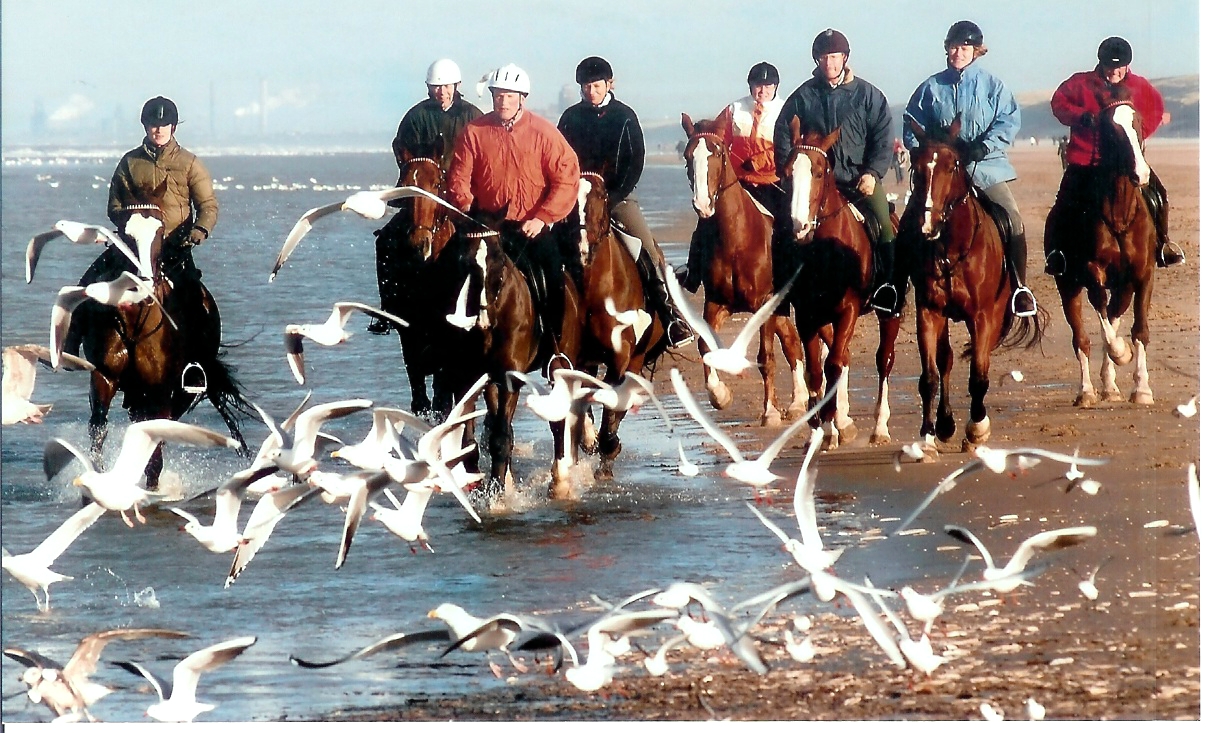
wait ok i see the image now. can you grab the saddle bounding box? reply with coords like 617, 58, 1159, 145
972, 187, 1014, 245
836, 185, 893, 243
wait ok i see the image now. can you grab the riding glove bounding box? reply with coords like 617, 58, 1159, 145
187, 227, 208, 246
968, 142, 990, 162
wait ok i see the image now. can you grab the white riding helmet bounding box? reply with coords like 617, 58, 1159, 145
426, 58, 462, 86
478, 63, 531, 96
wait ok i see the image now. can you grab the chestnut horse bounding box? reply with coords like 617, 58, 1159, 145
1043, 93, 1158, 406
72, 181, 251, 486
681, 111, 809, 426
570, 170, 668, 478
901, 115, 1042, 454
373, 146, 457, 415
780, 119, 902, 451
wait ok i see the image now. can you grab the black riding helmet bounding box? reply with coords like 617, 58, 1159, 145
747, 61, 779, 86
1098, 36, 1132, 68
575, 56, 613, 84
140, 96, 178, 127
812, 29, 850, 59
944, 20, 984, 48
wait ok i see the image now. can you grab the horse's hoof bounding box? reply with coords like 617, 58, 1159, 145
1103, 390, 1125, 403
761, 410, 782, 428
960, 438, 976, 453
708, 383, 733, 411
820, 434, 840, 452
964, 422, 991, 446
920, 445, 940, 463
838, 422, 858, 445
1073, 391, 1098, 408
594, 463, 615, 481
1107, 339, 1133, 365
868, 431, 891, 447
785, 403, 809, 421
1129, 390, 1154, 405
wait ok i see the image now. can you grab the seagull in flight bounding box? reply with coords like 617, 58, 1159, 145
670, 368, 833, 488
250, 398, 372, 477
25, 220, 149, 283
168, 464, 281, 553
428, 603, 533, 677
944, 524, 1098, 592
507, 369, 599, 423
3, 502, 106, 610
289, 628, 454, 669
112, 635, 257, 723
224, 481, 322, 588
664, 263, 800, 375
50, 272, 167, 369
284, 302, 408, 384
3, 345, 93, 426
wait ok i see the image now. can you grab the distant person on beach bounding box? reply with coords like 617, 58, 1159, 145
62, 96, 218, 356
368, 58, 484, 333
557, 56, 693, 347
891, 137, 907, 184
447, 63, 581, 352
775, 29, 899, 315
1057, 135, 1069, 170
1047, 36, 1183, 270
903, 20, 1036, 317
680, 61, 786, 295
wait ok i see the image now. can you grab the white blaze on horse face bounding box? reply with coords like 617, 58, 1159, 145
124, 212, 162, 278
1111, 104, 1150, 186
921, 152, 938, 237
789, 153, 814, 239
576, 179, 591, 261
689, 143, 715, 217
475, 241, 490, 329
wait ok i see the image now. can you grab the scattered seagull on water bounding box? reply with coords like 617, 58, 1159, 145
112, 635, 257, 723
284, 302, 408, 384
428, 603, 533, 677
1174, 395, 1197, 418
1078, 555, 1113, 601
894, 440, 934, 470
945, 524, 1098, 592
368, 486, 436, 552
784, 615, 816, 663
1026, 697, 1046, 721
980, 701, 1004, 721
865, 576, 945, 676
664, 264, 800, 375
169, 464, 281, 553
898, 555, 972, 634
996, 369, 1024, 386
43, 420, 242, 527
564, 608, 677, 692
640, 632, 688, 676
3, 502, 106, 610
3, 345, 93, 426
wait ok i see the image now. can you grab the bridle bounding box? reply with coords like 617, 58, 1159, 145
401, 156, 446, 238
790, 143, 843, 227
686, 132, 740, 208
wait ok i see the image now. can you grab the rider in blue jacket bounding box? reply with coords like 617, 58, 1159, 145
903, 20, 1037, 317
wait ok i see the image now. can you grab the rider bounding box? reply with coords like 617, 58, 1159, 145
903, 20, 1037, 318
447, 63, 581, 356
369, 59, 485, 334
556, 55, 694, 348
680, 61, 788, 295
63, 96, 218, 356
1047, 35, 1183, 271
773, 29, 899, 315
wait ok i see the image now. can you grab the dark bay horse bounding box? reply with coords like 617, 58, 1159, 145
681, 111, 809, 427
374, 147, 458, 415
1043, 93, 1158, 406
780, 119, 902, 451
73, 181, 251, 487
901, 116, 1042, 454
569, 170, 668, 479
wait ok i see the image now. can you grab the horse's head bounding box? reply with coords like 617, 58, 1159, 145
397, 144, 448, 258
112, 178, 168, 279
1094, 88, 1150, 187
681, 110, 732, 218
782, 115, 842, 242
905, 114, 973, 240
574, 167, 611, 267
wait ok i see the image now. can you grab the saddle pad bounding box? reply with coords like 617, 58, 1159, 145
744, 189, 773, 219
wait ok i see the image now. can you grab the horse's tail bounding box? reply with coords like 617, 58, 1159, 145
980, 301, 1048, 357
194, 347, 256, 457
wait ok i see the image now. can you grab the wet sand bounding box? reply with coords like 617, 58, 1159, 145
326, 143, 1200, 721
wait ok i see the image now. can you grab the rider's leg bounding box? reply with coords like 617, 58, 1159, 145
613, 198, 693, 347
1144, 169, 1184, 267
864, 179, 900, 314
983, 182, 1037, 317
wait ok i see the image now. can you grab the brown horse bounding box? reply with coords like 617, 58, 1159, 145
681, 110, 809, 427
780, 119, 902, 451
73, 181, 251, 487
374, 146, 458, 415
902, 115, 1041, 454
570, 170, 668, 478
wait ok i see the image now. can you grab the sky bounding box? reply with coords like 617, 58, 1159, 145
0, 0, 1200, 145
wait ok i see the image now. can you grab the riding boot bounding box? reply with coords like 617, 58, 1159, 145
1144, 173, 1184, 267
637, 250, 693, 348
677, 220, 711, 293
1008, 232, 1038, 317
868, 236, 900, 314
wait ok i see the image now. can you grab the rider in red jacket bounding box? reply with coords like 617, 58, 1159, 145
1047, 37, 1182, 270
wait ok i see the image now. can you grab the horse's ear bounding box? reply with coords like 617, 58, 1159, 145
717, 106, 733, 131
681, 113, 694, 137
949, 113, 962, 140
789, 115, 801, 144
821, 126, 841, 152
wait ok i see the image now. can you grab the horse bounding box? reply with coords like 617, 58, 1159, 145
568, 169, 668, 478
72, 180, 251, 487
435, 212, 584, 497
373, 145, 458, 415
681, 110, 810, 427
1043, 91, 1158, 406
901, 115, 1042, 454
779, 118, 902, 451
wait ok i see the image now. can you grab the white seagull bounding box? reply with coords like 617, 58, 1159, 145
250, 398, 372, 477
676, 440, 700, 477
945, 524, 1098, 592
3, 345, 93, 426
112, 635, 257, 723
329, 406, 410, 471
50, 273, 164, 369
2, 502, 106, 610
225, 481, 322, 588
1078, 555, 1113, 600
284, 302, 408, 384
865, 576, 946, 676
168, 464, 281, 553
1174, 395, 1197, 418
670, 368, 832, 488
43, 420, 242, 527
507, 369, 599, 423
368, 486, 436, 552
563, 369, 676, 430
564, 608, 678, 692
428, 603, 532, 677
25, 220, 149, 283
664, 263, 799, 375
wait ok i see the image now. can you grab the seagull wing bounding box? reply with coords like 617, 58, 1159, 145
27, 502, 106, 566
284, 328, 306, 385
746, 501, 794, 546
291, 399, 373, 457
64, 629, 191, 683
50, 287, 90, 369
827, 575, 906, 669
25, 229, 65, 282
506, 370, 550, 397
111, 420, 238, 479
663, 264, 718, 351
289, 629, 453, 668
169, 636, 256, 704
892, 458, 988, 535
335, 472, 393, 570
87, 225, 150, 280
793, 429, 826, 547
943, 524, 998, 572
270, 201, 347, 282
440, 615, 525, 656
226, 484, 320, 588
112, 660, 171, 702
619, 371, 677, 431
4, 347, 39, 401
728, 266, 800, 356
669, 368, 743, 463
334, 301, 409, 330
4, 647, 63, 671
1014, 448, 1109, 467
43, 438, 94, 480
1000, 526, 1097, 576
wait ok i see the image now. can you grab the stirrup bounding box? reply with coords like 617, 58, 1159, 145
667, 318, 695, 349
1011, 287, 1038, 318
545, 352, 573, 378
182, 362, 207, 395
1044, 250, 1066, 276
1157, 241, 1185, 268
869, 283, 899, 314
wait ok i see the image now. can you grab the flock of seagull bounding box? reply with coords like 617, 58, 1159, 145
3, 193, 1201, 723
